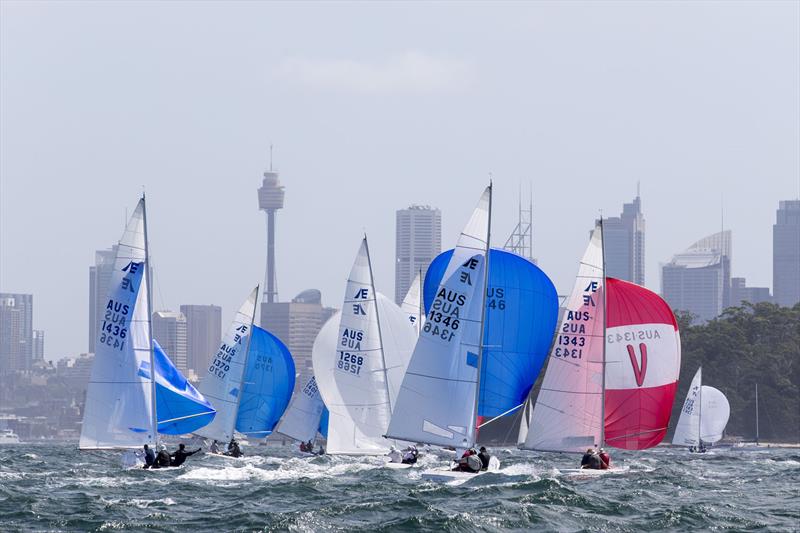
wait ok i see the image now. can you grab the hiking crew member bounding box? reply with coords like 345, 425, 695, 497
170, 443, 201, 467
142, 444, 155, 468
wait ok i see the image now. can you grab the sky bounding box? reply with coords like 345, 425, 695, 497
1, 1, 798, 361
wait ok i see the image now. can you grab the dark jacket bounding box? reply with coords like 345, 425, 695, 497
153, 450, 171, 468
170, 448, 200, 467
144, 448, 156, 467
478, 452, 491, 470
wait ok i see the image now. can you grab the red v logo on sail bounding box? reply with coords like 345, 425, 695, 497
626, 343, 648, 387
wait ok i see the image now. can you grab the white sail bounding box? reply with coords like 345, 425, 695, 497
80, 199, 156, 450
516, 399, 533, 446
672, 367, 702, 447
400, 271, 424, 334
275, 375, 326, 443
195, 287, 258, 443
700, 385, 730, 444
386, 187, 491, 449
523, 224, 605, 453
312, 238, 415, 454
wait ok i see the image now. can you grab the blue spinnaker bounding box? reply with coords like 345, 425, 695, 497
154, 340, 216, 435
424, 248, 558, 419
235, 326, 296, 437
318, 406, 329, 438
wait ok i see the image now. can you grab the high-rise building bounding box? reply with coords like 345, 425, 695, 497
773, 200, 800, 307
0, 293, 33, 372
661, 231, 732, 323
261, 289, 337, 385
181, 304, 222, 377
152, 311, 188, 372
32, 330, 45, 362
730, 278, 772, 307
258, 162, 285, 304
395, 205, 441, 303
88, 247, 117, 352
602, 194, 645, 286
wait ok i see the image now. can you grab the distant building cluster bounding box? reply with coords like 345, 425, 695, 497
395, 205, 442, 304
0, 292, 42, 372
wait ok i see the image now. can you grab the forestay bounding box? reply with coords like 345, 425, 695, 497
275, 375, 326, 443
154, 340, 216, 435
195, 287, 258, 443
311, 239, 415, 454
523, 225, 605, 453
699, 386, 730, 444
672, 367, 702, 447
424, 248, 558, 424
235, 326, 296, 438
386, 187, 491, 449
604, 277, 681, 450
80, 199, 156, 450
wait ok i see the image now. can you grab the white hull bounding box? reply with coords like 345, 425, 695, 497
421, 468, 487, 482
0, 431, 20, 444
384, 462, 413, 470
559, 466, 629, 476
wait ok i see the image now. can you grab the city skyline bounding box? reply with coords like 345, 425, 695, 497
1, 2, 798, 360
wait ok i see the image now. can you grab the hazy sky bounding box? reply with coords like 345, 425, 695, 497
1, 1, 798, 361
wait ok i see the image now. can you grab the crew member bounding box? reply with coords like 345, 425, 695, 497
170, 443, 201, 467
226, 439, 243, 458
402, 446, 418, 465
598, 448, 610, 470
152, 444, 172, 468
209, 440, 220, 454
142, 444, 156, 469
387, 445, 402, 463
477, 446, 491, 470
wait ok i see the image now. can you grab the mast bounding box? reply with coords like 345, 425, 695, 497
755, 383, 759, 445
364, 236, 393, 414
698, 368, 703, 447
141, 193, 158, 445
231, 286, 260, 440
471, 181, 492, 446
599, 217, 607, 449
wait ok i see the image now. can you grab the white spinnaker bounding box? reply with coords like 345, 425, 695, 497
700, 385, 730, 444
275, 375, 326, 443
312, 239, 410, 455
400, 272, 424, 334
385, 187, 490, 449
80, 199, 155, 450
195, 288, 258, 443
672, 367, 702, 447
523, 225, 605, 453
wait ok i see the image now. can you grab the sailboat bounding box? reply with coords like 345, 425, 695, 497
422, 247, 558, 443
80, 196, 217, 459
385, 185, 501, 481
400, 271, 424, 335
734, 384, 766, 450
311, 237, 417, 455
274, 375, 327, 452
195, 288, 295, 448
520, 221, 681, 469
672, 367, 730, 452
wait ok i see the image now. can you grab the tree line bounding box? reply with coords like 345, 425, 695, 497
671, 302, 800, 443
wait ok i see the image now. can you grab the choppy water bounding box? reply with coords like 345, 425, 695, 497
1, 442, 798, 532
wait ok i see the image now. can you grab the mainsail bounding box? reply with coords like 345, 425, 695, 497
386, 186, 491, 449
312, 238, 415, 454
400, 271, 424, 334
523, 226, 605, 452
235, 326, 296, 438
423, 248, 558, 425
80, 198, 156, 450
195, 287, 258, 443
672, 367, 702, 446
523, 223, 681, 453
275, 375, 326, 443
153, 340, 216, 435
698, 386, 730, 443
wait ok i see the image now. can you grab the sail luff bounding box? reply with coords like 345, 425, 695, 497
231, 285, 259, 439
141, 194, 158, 445
471, 182, 492, 446
364, 237, 393, 414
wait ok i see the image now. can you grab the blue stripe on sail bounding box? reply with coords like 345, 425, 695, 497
424, 248, 559, 418
153, 340, 217, 435
466, 352, 478, 368
229, 388, 240, 398
137, 361, 151, 380
318, 406, 329, 438
235, 326, 296, 437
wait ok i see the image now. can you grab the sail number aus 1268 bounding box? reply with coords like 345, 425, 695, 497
337, 352, 363, 375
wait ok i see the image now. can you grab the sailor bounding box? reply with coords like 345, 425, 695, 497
299, 441, 308, 453
152, 444, 172, 468
580, 448, 595, 469
209, 440, 220, 454
453, 448, 481, 473
170, 443, 201, 467
477, 446, 491, 470
401, 445, 418, 465
226, 439, 243, 458
316, 445, 325, 455
598, 448, 610, 470
142, 444, 156, 469
387, 445, 403, 463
